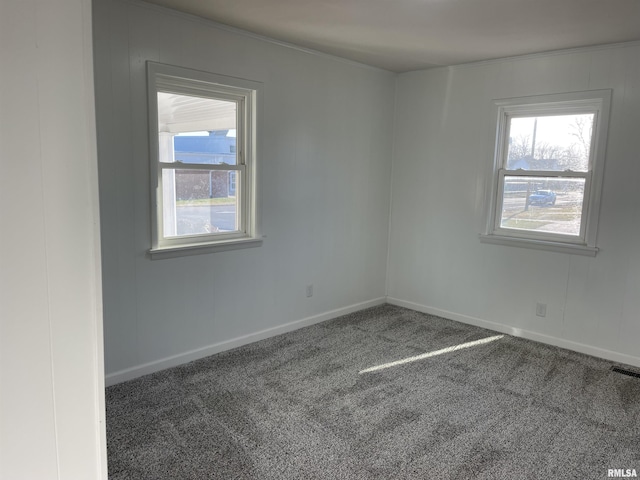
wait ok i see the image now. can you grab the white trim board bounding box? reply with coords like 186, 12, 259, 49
386, 296, 640, 370
105, 297, 386, 386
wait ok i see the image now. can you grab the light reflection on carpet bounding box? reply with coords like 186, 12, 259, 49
359, 335, 505, 373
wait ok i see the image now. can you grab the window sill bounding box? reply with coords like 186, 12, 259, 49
149, 237, 263, 260
479, 234, 598, 257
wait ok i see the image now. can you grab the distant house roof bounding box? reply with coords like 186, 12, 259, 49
507, 155, 561, 171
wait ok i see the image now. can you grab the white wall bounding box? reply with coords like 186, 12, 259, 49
0, 0, 107, 479
387, 43, 640, 366
93, 0, 395, 383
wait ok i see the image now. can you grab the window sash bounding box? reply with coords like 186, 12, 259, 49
156, 94, 245, 167
493, 169, 592, 243
155, 89, 246, 245
499, 110, 598, 173
158, 167, 245, 246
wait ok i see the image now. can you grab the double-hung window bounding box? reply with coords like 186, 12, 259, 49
481, 90, 611, 256
147, 63, 261, 259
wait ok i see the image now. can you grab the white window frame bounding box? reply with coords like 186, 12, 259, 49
147, 62, 262, 259
480, 90, 611, 256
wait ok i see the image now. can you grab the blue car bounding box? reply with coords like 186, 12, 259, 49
528, 190, 556, 206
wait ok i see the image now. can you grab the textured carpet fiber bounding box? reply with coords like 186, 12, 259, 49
106, 304, 640, 479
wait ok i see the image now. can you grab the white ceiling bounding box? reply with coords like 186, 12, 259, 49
144, 0, 640, 72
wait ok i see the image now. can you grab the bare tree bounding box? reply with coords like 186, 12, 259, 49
569, 115, 593, 167
534, 142, 562, 160
507, 134, 532, 168
508, 116, 592, 172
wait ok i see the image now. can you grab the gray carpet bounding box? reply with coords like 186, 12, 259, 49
106, 304, 640, 479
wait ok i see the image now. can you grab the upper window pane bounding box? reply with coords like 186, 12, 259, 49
157, 92, 237, 165
506, 114, 594, 172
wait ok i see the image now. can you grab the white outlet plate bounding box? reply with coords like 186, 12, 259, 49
306, 285, 313, 297
536, 302, 547, 317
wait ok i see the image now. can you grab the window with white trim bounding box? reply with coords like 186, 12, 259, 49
147, 63, 261, 259
481, 91, 611, 256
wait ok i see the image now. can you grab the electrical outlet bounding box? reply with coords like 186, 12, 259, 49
535, 302, 547, 317
306, 284, 313, 298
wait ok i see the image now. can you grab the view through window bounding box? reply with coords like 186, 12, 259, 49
499, 113, 593, 237
157, 97, 240, 238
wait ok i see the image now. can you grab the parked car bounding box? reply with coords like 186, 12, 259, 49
528, 189, 556, 206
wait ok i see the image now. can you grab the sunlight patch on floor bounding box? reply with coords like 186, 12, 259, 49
359, 335, 505, 374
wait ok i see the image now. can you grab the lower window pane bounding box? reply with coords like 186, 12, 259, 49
500, 176, 586, 237
162, 169, 238, 237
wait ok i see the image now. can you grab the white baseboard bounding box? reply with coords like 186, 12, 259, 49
386, 296, 640, 370
105, 297, 386, 386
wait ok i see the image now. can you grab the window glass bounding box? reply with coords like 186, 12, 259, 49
500, 176, 586, 237
162, 169, 239, 238
156, 91, 241, 240
506, 114, 593, 172
157, 92, 238, 165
